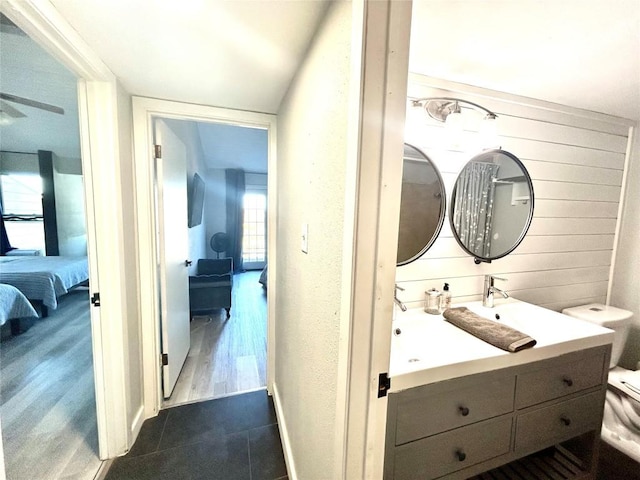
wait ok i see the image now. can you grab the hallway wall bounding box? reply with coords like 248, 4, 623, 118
274, 2, 353, 478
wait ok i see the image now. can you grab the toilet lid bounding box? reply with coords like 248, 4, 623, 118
622, 370, 640, 396
609, 368, 640, 404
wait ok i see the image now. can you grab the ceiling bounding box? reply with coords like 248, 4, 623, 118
47, 0, 640, 121
409, 0, 640, 121
49, 0, 331, 115
0, 18, 80, 159
1, 0, 638, 166
196, 121, 268, 173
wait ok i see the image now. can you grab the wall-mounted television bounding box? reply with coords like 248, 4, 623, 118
188, 173, 205, 228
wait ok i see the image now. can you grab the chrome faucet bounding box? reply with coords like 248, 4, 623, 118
394, 284, 407, 312
483, 275, 509, 308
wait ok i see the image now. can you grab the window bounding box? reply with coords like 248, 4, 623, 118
1, 174, 43, 215
242, 192, 266, 267
0, 173, 45, 250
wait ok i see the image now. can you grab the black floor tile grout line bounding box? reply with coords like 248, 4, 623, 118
247, 431, 253, 480
156, 410, 169, 454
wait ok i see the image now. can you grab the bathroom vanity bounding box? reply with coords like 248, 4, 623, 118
384, 299, 613, 480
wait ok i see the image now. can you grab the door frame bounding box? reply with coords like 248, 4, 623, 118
1, 0, 133, 460
132, 97, 277, 417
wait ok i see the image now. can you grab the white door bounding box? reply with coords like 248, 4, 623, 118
154, 118, 191, 399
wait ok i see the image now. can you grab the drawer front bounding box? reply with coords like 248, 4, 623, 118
515, 391, 604, 453
395, 376, 515, 444
394, 416, 513, 480
515, 352, 605, 408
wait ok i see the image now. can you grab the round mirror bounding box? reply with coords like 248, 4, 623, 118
450, 149, 534, 263
397, 144, 446, 266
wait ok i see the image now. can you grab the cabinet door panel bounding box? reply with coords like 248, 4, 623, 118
515, 353, 605, 408
396, 376, 515, 444
394, 416, 512, 480
515, 391, 603, 453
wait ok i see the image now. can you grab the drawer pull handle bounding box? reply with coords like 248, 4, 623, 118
459, 406, 470, 416
562, 377, 573, 387
560, 416, 571, 426
455, 450, 466, 462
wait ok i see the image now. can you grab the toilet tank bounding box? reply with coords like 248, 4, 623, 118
562, 303, 633, 368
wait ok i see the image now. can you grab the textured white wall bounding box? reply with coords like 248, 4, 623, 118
398, 75, 632, 313
611, 131, 640, 369
275, 2, 352, 478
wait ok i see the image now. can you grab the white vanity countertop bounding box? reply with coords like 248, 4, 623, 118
389, 298, 614, 393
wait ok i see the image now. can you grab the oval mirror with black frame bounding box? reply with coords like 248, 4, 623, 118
397, 143, 446, 266
450, 149, 534, 263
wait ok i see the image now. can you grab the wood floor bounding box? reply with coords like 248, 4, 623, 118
0, 288, 101, 480
164, 270, 268, 407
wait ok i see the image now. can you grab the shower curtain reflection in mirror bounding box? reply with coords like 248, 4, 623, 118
452, 162, 500, 258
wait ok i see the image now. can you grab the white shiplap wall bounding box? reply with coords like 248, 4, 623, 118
397, 75, 633, 312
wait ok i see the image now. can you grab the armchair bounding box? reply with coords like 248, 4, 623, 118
189, 258, 233, 318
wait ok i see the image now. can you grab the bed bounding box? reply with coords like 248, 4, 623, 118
259, 265, 267, 289
0, 256, 89, 316
0, 283, 38, 335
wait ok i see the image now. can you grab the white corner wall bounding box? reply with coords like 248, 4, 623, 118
399, 75, 633, 313
611, 129, 640, 369
274, 2, 352, 478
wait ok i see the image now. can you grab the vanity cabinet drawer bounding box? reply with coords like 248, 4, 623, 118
515, 352, 605, 408
395, 376, 515, 444
515, 390, 603, 453
394, 416, 512, 480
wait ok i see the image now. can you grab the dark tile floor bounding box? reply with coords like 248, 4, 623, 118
597, 440, 640, 480
104, 388, 640, 480
105, 390, 287, 480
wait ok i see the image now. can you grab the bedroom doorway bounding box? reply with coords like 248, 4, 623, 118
154, 117, 271, 408
133, 97, 277, 417
0, 13, 100, 480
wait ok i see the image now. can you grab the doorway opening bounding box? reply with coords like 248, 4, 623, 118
153, 117, 271, 409
0, 15, 100, 480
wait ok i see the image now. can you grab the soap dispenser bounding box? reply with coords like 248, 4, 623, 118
440, 283, 452, 312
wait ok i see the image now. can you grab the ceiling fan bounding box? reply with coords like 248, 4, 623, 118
0, 92, 65, 122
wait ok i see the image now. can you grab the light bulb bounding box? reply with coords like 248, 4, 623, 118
0, 112, 15, 126
480, 113, 498, 149
444, 103, 464, 149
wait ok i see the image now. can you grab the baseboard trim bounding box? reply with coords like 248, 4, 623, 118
272, 382, 297, 480
130, 404, 145, 451
93, 459, 114, 480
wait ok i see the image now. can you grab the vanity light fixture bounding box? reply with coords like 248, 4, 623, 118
0, 110, 15, 126
411, 97, 499, 148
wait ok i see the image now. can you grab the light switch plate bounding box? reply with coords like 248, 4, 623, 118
301, 223, 309, 254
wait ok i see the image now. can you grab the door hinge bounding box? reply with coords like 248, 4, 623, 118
154, 144, 162, 159
161, 353, 169, 366
90, 292, 100, 307
378, 372, 391, 398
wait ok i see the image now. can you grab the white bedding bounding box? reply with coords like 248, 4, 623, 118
0, 283, 38, 326
0, 256, 88, 309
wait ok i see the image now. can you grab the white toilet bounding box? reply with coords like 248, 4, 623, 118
562, 303, 640, 462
